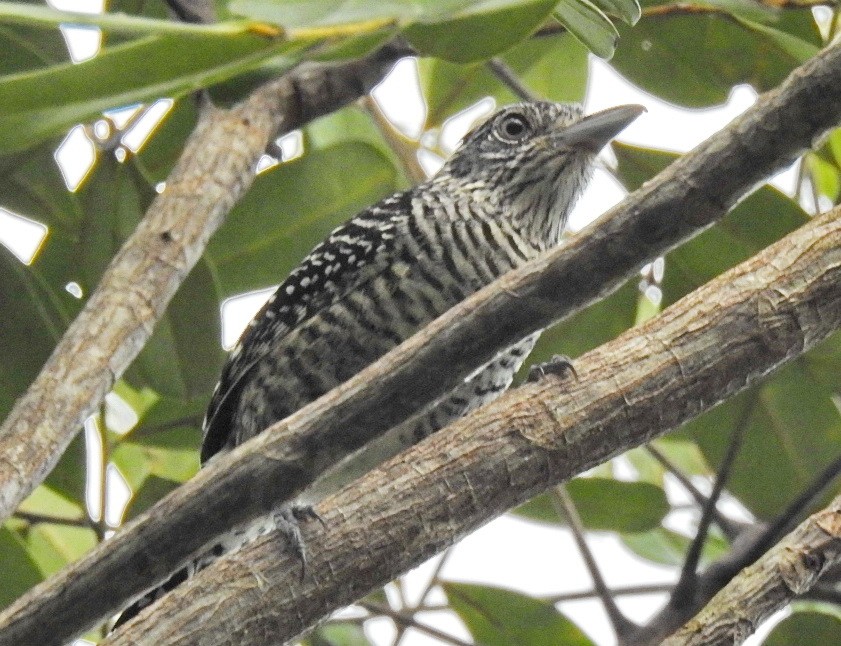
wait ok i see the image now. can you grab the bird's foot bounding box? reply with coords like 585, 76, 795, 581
527, 354, 578, 383
270, 503, 326, 580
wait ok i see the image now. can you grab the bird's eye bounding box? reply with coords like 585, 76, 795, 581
497, 113, 530, 141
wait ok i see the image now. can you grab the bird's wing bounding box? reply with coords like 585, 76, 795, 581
200, 192, 413, 463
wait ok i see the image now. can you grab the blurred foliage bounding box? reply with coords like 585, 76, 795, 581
1, 0, 841, 643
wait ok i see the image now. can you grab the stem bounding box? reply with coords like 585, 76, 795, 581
552, 485, 638, 641
12, 511, 94, 529
674, 392, 755, 598
360, 95, 427, 185
360, 602, 473, 646
96, 405, 109, 538
487, 58, 537, 101
645, 444, 740, 541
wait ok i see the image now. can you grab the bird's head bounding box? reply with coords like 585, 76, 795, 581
439, 101, 644, 246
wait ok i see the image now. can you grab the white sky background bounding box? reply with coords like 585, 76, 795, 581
2, 5, 823, 644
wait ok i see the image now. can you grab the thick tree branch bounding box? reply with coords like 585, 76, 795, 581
0, 41, 411, 523
662, 494, 841, 645
105, 204, 841, 645
1, 40, 840, 646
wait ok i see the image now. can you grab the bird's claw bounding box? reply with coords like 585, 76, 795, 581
271, 503, 325, 580
527, 354, 578, 383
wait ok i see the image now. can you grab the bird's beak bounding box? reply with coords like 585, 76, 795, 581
552, 104, 646, 152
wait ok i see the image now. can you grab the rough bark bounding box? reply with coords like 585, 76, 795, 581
0, 41, 411, 523
104, 204, 841, 645
1, 40, 840, 646
663, 495, 841, 646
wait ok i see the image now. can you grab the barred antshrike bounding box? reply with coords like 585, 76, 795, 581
114, 100, 643, 628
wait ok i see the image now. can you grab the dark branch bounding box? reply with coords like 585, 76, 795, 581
552, 486, 638, 639
487, 58, 537, 101
674, 393, 755, 598
663, 493, 841, 645
645, 444, 741, 540
360, 602, 473, 646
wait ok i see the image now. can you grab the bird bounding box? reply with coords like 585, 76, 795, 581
112, 99, 643, 629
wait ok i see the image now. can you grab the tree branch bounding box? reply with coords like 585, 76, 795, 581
360, 602, 473, 646
645, 445, 741, 540
552, 485, 638, 640
2, 40, 840, 646
0, 40, 412, 523
103, 203, 841, 646
673, 394, 755, 599
629, 450, 841, 643
487, 58, 537, 101
662, 493, 841, 645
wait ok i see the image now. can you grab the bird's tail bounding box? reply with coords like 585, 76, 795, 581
110, 563, 194, 630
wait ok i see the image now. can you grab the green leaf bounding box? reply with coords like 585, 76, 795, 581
807, 153, 840, 202
697, 0, 779, 24
611, 13, 818, 107
304, 104, 411, 188
622, 527, 729, 567
593, 0, 640, 25
613, 143, 809, 308
0, 245, 71, 422
134, 99, 200, 185
126, 257, 224, 400
25, 523, 97, 576
0, 0, 70, 75
206, 141, 398, 298
0, 142, 224, 402
553, 1, 618, 60
663, 187, 808, 306
0, 526, 44, 610
513, 478, 670, 532
405, 0, 559, 63
764, 612, 841, 646
111, 428, 200, 490
0, 33, 310, 153
686, 364, 841, 519
121, 474, 182, 520
419, 32, 589, 129
445, 583, 594, 646
306, 623, 373, 646
626, 437, 711, 486
17, 483, 86, 522
228, 0, 560, 62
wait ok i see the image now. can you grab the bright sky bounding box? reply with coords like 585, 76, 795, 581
0, 11, 807, 645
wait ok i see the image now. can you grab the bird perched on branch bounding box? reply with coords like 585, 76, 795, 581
113, 100, 643, 629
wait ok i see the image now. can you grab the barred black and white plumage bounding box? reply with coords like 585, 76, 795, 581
113, 100, 642, 630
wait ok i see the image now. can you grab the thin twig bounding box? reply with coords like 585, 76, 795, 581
360, 95, 427, 184
12, 511, 94, 529
544, 583, 675, 604
645, 444, 741, 540
552, 485, 639, 640
360, 602, 473, 646
673, 392, 755, 598
487, 58, 537, 101
418, 549, 452, 608
394, 549, 452, 646
96, 405, 109, 539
